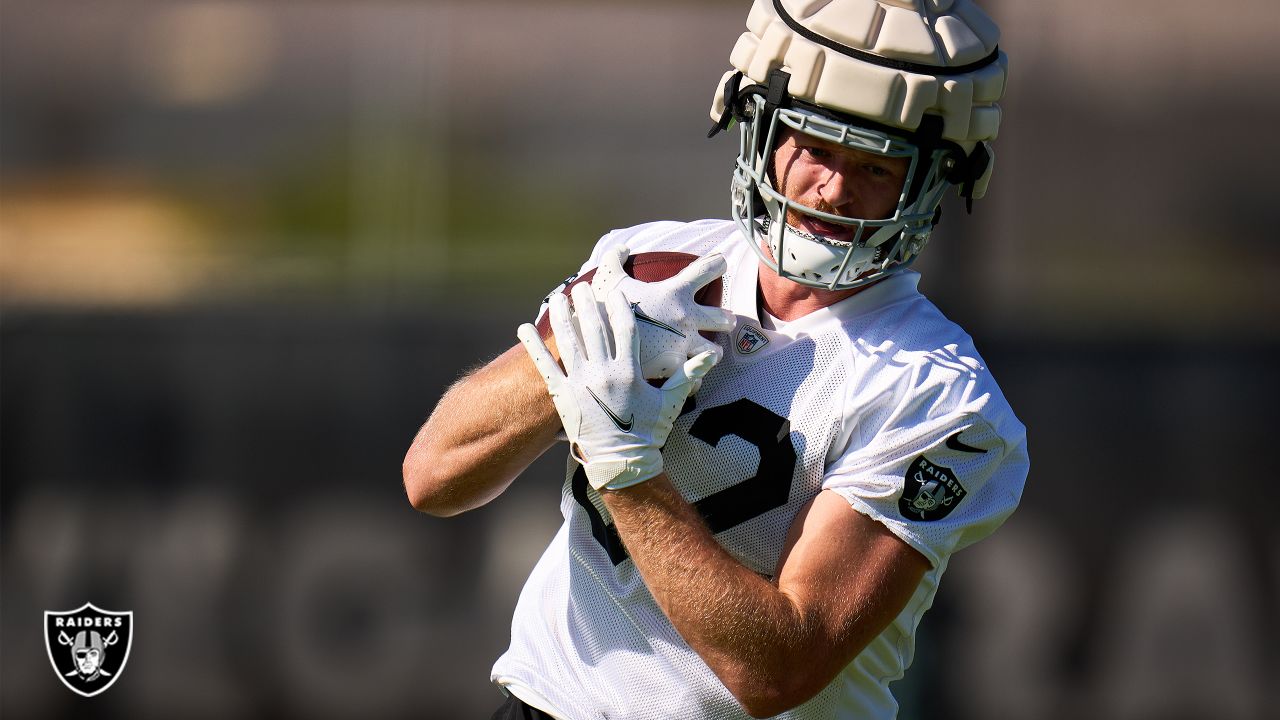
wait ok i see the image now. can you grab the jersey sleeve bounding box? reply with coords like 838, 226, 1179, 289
822, 399, 1029, 570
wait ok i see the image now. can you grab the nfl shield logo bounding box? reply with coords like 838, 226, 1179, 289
735, 325, 769, 355
44, 602, 133, 697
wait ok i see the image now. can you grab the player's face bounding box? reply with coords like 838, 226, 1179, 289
770, 128, 909, 242
76, 648, 101, 674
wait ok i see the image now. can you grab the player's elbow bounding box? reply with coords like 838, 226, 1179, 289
403, 453, 464, 517
733, 685, 806, 719
404, 444, 504, 517
740, 696, 788, 719
722, 670, 818, 718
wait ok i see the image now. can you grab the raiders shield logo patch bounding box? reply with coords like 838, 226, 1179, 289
44, 603, 133, 697
735, 325, 768, 354
899, 455, 967, 521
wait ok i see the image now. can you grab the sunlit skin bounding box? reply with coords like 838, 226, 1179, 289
759, 128, 911, 320
404, 118, 934, 720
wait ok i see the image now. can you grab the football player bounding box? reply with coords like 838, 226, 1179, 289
404, 1, 1028, 718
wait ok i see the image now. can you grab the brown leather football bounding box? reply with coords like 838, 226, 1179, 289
535, 252, 724, 336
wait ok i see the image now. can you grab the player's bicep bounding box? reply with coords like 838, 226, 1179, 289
774, 490, 929, 680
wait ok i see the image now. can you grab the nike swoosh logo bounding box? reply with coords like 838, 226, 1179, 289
587, 388, 634, 432
945, 431, 987, 454
631, 303, 685, 338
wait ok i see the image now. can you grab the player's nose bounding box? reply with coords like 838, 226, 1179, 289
816, 166, 855, 211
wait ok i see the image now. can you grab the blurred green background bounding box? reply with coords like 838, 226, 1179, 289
3, 1, 1278, 719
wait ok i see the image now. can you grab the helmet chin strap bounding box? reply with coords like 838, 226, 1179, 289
758, 216, 884, 290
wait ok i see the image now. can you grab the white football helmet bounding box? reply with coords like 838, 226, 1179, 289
709, 0, 1009, 291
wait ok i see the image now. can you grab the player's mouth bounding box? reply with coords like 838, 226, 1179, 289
797, 215, 857, 244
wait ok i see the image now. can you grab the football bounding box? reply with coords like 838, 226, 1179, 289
536, 251, 726, 379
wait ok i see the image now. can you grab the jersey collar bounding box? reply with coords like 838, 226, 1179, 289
727, 240, 922, 335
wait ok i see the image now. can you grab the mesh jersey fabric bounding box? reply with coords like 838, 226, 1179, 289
492, 219, 1029, 719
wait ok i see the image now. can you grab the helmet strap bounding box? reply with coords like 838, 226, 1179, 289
957, 143, 991, 213
754, 68, 793, 159
707, 71, 746, 138
762, 67, 792, 119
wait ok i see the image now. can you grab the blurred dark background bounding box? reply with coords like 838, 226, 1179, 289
3, 1, 1278, 718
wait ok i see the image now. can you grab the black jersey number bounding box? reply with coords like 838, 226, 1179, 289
571, 398, 797, 566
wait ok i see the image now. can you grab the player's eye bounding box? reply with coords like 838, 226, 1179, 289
863, 163, 891, 178
802, 146, 832, 160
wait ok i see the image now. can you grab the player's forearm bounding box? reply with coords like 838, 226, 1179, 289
403, 343, 561, 516
600, 476, 824, 717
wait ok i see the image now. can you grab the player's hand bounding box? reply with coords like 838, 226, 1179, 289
590, 245, 736, 380
517, 283, 719, 491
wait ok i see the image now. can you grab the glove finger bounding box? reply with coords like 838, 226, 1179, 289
684, 341, 720, 397
696, 306, 737, 333
517, 323, 566, 392
672, 253, 727, 292
604, 288, 638, 364
571, 282, 611, 361
589, 245, 630, 298
687, 336, 724, 364
683, 349, 720, 381
548, 293, 582, 373
662, 349, 719, 391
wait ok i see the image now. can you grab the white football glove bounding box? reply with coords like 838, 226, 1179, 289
518, 283, 719, 491
590, 245, 736, 380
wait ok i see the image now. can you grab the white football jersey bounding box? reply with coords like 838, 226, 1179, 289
492, 219, 1029, 720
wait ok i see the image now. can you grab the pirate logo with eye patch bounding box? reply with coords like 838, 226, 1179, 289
45, 602, 133, 697
900, 455, 967, 521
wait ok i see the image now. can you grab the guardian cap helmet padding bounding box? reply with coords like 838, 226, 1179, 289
709, 0, 1008, 290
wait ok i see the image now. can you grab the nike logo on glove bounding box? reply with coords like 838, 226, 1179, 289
587, 388, 634, 432
631, 302, 685, 338
945, 430, 987, 454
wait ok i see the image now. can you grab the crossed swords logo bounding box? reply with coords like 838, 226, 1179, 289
44, 603, 133, 697
56, 629, 120, 680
